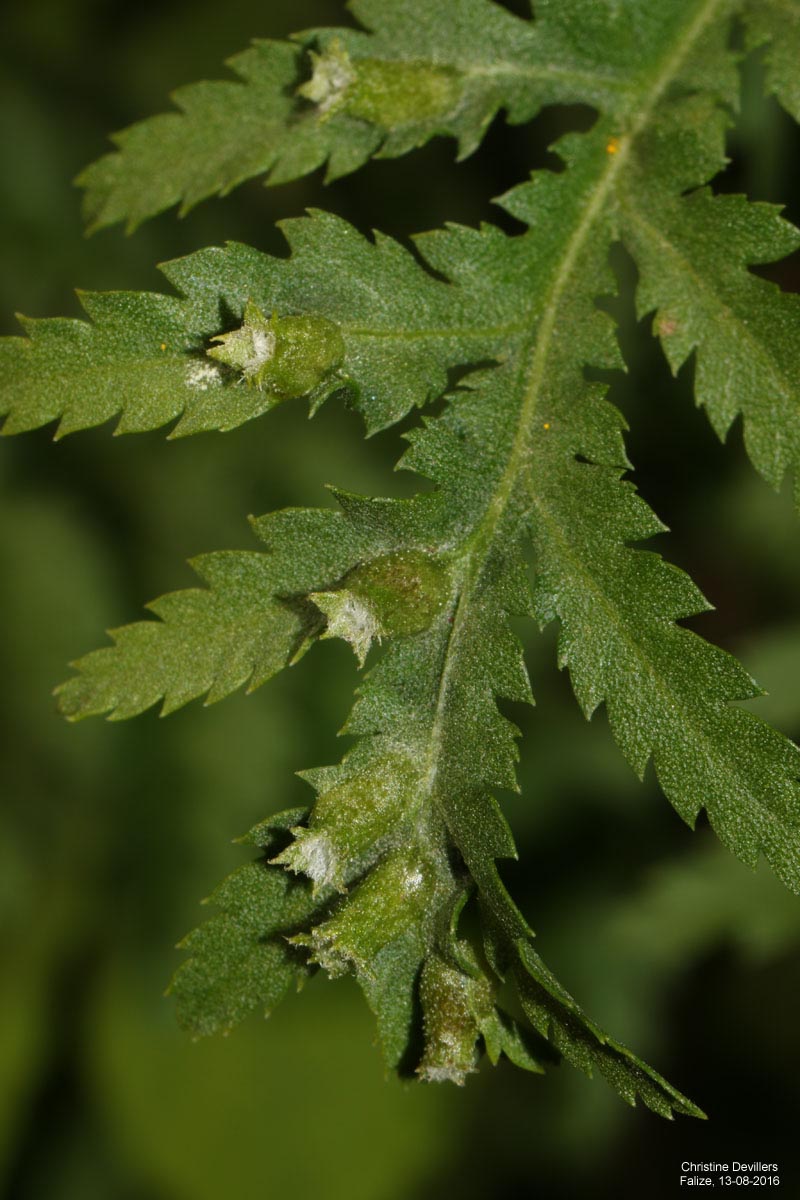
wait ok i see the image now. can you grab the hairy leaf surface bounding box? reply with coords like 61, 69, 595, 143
77, 0, 635, 232
170, 808, 323, 1035
0, 215, 527, 438
4, 0, 800, 1113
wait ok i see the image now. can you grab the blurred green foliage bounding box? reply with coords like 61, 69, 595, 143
2, 1, 800, 1196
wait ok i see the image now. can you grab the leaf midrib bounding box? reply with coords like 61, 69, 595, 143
464, 61, 630, 92
419, 0, 730, 811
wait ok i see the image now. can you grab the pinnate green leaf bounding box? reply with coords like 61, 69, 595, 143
56, 508, 389, 719
8, 0, 800, 1114
624, 188, 800, 500
170, 809, 323, 1036
77, 0, 637, 233
0, 213, 531, 440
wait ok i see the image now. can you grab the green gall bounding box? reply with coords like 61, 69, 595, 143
312, 550, 451, 664
348, 551, 452, 635
273, 753, 419, 891
291, 849, 441, 980
347, 60, 462, 128
207, 300, 345, 401
417, 957, 491, 1085
300, 38, 462, 127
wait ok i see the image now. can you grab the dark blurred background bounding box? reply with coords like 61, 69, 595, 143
2, 2, 800, 1196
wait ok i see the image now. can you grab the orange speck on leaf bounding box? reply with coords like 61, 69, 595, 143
606, 137, 620, 155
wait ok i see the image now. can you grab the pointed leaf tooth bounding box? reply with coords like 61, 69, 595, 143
742, 0, 800, 122
624, 186, 800, 498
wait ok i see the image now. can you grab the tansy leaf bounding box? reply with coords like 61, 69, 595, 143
0, 213, 529, 439
77, 0, 635, 232
6, 0, 800, 1114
